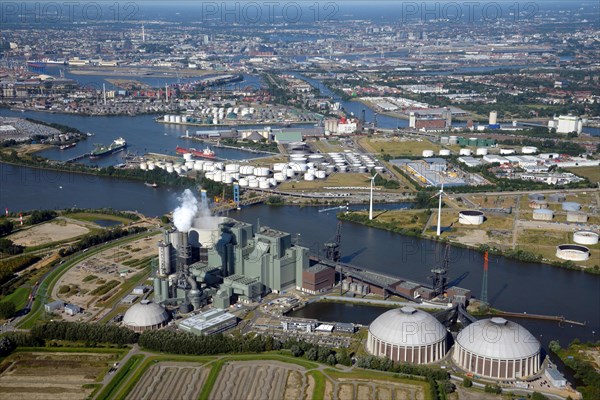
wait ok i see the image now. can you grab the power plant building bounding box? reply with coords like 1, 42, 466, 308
366, 307, 447, 364
153, 218, 309, 311
301, 263, 336, 294
177, 308, 237, 336
452, 318, 541, 380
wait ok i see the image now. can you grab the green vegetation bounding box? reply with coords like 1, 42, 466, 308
199, 359, 225, 400
567, 166, 600, 183
0, 218, 14, 236
0, 254, 41, 285
30, 321, 139, 346
552, 340, 600, 400
83, 274, 98, 282
27, 210, 58, 225
59, 226, 146, 257
266, 195, 284, 205
221, 137, 279, 153
96, 355, 144, 400
309, 370, 327, 400
90, 280, 119, 296
0, 300, 16, 319
339, 210, 429, 237
0, 238, 24, 255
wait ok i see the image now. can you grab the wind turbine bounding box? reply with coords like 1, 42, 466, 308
369, 173, 378, 220
433, 184, 447, 236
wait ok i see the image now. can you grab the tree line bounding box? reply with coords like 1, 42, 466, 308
58, 226, 146, 257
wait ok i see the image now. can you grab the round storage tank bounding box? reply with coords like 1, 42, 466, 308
273, 163, 286, 172
533, 208, 553, 221
476, 148, 488, 156
459, 149, 472, 156
166, 165, 175, 173
521, 146, 538, 154
422, 150, 434, 158
367, 307, 447, 364
556, 244, 590, 261
315, 170, 326, 179
439, 149, 451, 156
123, 300, 170, 332
273, 172, 286, 182
183, 153, 193, 162
573, 231, 599, 245
459, 210, 485, 225
248, 180, 259, 188
238, 178, 249, 187
548, 193, 566, 203
449, 136, 458, 145
225, 163, 240, 172
258, 180, 270, 189
139, 162, 147, 170
452, 318, 541, 380
500, 148, 516, 155
529, 200, 548, 209
528, 193, 544, 201
567, 212, 588, 223
255, 167, 270, 177
304, 172, 315, 181
147, 162, 156, 171
562, 202, 581, 212
440, 136, 449, 144
240, 165, 255, 175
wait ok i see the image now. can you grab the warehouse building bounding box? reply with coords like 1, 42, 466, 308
177, 308, 237, 336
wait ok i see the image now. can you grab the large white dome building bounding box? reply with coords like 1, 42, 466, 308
123, 300, 170, 332
452, 318, 541, 380
366, 307, 448, 364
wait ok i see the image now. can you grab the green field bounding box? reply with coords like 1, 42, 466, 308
278, 172, 372, 191
360, 137, 442, 157
65, 212, 134, 224
567, 166, 600, 183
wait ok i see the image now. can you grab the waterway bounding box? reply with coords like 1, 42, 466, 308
0, 109, 306, 168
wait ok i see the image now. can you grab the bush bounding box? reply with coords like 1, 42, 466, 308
0, 301, 17, 319
462, 377, 472, 387
484, 384, 501, 394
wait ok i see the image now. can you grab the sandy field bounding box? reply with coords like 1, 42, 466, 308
0, 351, 116, 400
126, 362, 208, 400
8, 220, 90, 247
331, 378, 425, 400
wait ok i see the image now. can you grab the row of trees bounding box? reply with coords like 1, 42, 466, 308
0, 238, 24, 255
27, 210, 57, 225
30, 321, 139, 346
58, 226, 146, 257
287, 339, 352, 366
0, 219, 13, 236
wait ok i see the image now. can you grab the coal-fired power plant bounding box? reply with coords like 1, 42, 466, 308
153, 190, 309, 311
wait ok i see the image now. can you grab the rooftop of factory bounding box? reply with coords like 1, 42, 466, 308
257, 226, 289, 238
224, 274, 261, 285
305, 263, 332, 274
177, 308, 237, 333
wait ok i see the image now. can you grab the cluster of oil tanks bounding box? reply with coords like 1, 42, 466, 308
342, 279, 370, 295
163, 108, 254, 125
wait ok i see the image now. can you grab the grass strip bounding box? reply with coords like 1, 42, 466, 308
96, 354, 144, 400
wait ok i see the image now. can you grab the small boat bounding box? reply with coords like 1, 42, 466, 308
145, 182, 158, 188
59, 142, 76, 150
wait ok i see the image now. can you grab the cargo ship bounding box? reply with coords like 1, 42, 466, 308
175, 145, 216, 159
59, 142, 76, 150
90, 137, 127, 159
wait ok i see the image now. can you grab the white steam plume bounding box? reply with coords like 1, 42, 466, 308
173, 189, 199, 232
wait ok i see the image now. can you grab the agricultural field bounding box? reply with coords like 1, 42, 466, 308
7, 219, 90, 247
359, 137, 442, 157
567, 166, 600, 183
0, 351, 117, 400
209, 360, 313, 400
126, 362, 208, 400
278, 172, 372, 191
323, 369, 427, 400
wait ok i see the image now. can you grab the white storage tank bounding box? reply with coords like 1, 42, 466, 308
439, 149, 451, 156
185, 161, 195, 169
248, 180, 259, 188
139, 162, 148, 170
194, 162, 204, 171
521, 146, 538, 154
556, 244, 590, 261
562, 202, 581, 212
273, 163, 286, 172
213, 162, 224, 170
274, 172, 286, 182
225, 163, 240, 172
255, 167, 270, 177
500, 148, 516, 155
166, 165, 175, 173
240, 165, 255, 175
163, 115, 169, 122
449, 136, 458, 145
458, 210, 485, 225
175, 115, 182, 123
459, 149, 472, 156
422, 150, 435, 158
304, 172, 315, 181
573, 231, 599, 245
183, 153, 193, 161
315, 170, 326, 179
259, 180, 270, 189
476, 148, 488, 156
147, 162, 156, 171
222, 174, 234, 184
533, 208, 554, 221
213, 171, 222, 182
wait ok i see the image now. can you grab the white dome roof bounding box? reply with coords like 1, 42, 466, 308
456, 318, 540, 360
369, 307, 447, 347
123, 300, 170, 328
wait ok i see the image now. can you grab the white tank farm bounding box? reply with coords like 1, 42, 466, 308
358, 166, 367, 173
147, 162, 156, 170
213, 171, 223, 181
238, 178, 249, 187
222, 174, 234, 184
255, 167, 270, 177
202, 162, 214, 171
556, 244, 590, 261
240, 165, 255, 175
185, 161, 195, 169
422, 150, 435, 157
205, 172, 215, 181
449, 136, 458, 144
248, 180, 259, 188
459, 149, 472, 156
272, 163, 286, 172
439, 149, 451, 156
259, 180, 270, 189
163, 115, 169, 122
566, 212, 588, 223
315, 170, 327, 179
500, 148, 516, 155
476, 148, 488, 156
194, 162, 204, 171
225, 164, 240, 172
213, 162, 224, 170
269, 178, 277, 186
459, 210, 485, 225
166, 165, 175, 173
183, 153, 193, 161
139, 162, 148, 170
573, 231, 599, 245
274, 172, 286, 182
304, 172, 315, 181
